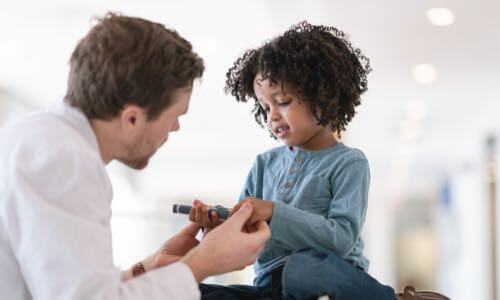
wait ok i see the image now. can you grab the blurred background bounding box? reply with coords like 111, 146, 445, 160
1, 0, 499, 298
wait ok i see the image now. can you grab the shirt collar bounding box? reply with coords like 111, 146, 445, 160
48, 99, 100, 155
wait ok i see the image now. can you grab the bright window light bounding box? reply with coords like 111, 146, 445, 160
405, 100, 428, 121
0, 40, 20, 59
412, 64, 438, 84
426, 8, 455, 26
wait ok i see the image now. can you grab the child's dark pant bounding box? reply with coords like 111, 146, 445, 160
199, 248, 396, 300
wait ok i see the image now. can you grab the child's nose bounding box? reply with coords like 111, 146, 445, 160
268, 108, 280, 120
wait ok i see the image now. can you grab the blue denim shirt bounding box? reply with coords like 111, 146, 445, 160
239, 143, 370, 279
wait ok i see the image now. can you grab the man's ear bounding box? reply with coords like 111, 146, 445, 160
119, 105, 146, 130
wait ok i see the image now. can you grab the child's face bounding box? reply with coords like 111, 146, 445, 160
253, 74, 336, 151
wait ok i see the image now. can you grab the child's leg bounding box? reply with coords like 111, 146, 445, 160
199, 283, 270, 300
282, 248, 396, 300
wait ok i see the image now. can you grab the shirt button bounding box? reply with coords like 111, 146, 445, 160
289, 169, 295, 175
284, 181, 291, 188
295, 157, 301, 163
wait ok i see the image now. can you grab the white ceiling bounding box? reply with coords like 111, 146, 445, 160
1, 0, 499, 208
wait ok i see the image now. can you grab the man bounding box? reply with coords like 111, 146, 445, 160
0, 12, 270, 300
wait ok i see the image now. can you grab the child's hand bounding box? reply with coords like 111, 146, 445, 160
188, 199, 223, 228
230, 197, 274, 226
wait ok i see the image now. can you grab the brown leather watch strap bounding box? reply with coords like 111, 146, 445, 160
132, 261, 146, 277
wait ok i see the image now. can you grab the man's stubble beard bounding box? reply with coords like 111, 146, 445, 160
118, 136, 151, 170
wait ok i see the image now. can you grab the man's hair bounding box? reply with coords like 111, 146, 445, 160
65, 12, 204, 120
225, 21, 371, 135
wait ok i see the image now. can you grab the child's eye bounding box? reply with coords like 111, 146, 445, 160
278, 100, 291, 107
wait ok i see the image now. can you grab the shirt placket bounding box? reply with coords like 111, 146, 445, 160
276, 151, 304, 202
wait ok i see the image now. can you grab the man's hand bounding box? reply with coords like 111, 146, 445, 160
230, 197, 274, 226
181, 202, 271, 283
121, 222, 202, 281
189, 199, 223, 228
153, 222, 202, 268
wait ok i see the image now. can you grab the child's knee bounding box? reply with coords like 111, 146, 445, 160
282, 248, 359, 298
282, 248, 338, 294
286, 248, 345, 273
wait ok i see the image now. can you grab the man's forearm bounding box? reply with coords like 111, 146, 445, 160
121, 254, 156, 281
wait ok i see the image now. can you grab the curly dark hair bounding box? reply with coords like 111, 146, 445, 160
225, 21, 371, 135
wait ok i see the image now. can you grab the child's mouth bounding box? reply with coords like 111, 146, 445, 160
274, 125, 290, 138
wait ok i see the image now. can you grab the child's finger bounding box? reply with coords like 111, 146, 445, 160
188, 204, 196, 222
193, 199, 207, 207
194, 204, 204, 224
201, 206, 212, 226
209, 210, 219, 225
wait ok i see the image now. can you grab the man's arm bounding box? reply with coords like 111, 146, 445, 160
6, 149, 203, 300
121, 222, 202, 281
122, 203, 270, 283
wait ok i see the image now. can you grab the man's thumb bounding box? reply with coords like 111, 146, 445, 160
180, 222, 202, 236
227, 203, 253, 228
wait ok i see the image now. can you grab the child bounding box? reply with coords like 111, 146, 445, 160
190, 21, 396, 299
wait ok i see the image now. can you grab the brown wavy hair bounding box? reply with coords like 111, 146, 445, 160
65, 12, 204, 120
225, 21, 371, 136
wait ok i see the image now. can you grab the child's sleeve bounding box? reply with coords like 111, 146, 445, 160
238, 157, 265, 200
269, 158, 369, 257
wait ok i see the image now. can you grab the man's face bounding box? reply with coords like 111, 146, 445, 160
119, 85, 192, 169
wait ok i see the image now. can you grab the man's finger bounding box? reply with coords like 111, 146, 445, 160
180, 222, 202, 236
225, 203, 253, 228
229, 202, 241, 217
229, 199, 250, 217
247, 220, 271, 244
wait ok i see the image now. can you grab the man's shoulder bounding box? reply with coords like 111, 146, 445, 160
0, 110, 93, 159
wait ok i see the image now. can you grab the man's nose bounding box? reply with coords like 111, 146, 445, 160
170, 119, 180, 132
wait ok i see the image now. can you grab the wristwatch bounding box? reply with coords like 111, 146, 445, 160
132, 261, 146, 277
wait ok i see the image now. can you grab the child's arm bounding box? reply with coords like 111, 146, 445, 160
230, 197, 274, 224
234, 156, 270, 223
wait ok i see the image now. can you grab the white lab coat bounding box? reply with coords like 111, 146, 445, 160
0, 101, 200, 300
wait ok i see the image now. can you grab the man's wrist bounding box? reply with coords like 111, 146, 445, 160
132, 261, 146, 277
181, 250, 210, 283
